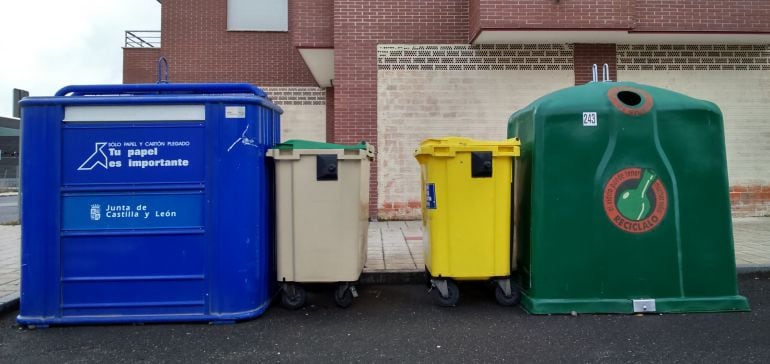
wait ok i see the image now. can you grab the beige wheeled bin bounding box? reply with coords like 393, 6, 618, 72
267, 140, 375, 309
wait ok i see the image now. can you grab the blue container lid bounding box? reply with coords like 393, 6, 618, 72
20, 83, 283, 113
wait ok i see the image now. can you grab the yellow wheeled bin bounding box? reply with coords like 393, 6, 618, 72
414, 137, 520, 307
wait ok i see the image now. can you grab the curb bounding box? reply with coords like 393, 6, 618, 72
360, 271, 424, 285
737, 265, 770, 277
2, 267, 767, 315
0, 293, 19, 315
359, 266, 770, 285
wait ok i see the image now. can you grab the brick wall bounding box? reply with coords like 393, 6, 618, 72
333, 0, 469, 218
263, 87, 327, 142
474, 0, 633, 32
634, 1, 770, 32
128, 0, 770, 84
573, 44, 617, 85
123, 48, 162, 84
326, 87, 335, 142
731, 186, 770, 217
126, 0, 770, 218
160, 0, 315, 86
471, 1, 770, 36
469, 0, 481, 42
292, 0, 334, 48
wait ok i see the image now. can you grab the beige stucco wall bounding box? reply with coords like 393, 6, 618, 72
377, 70, 574, 219
263, 87, 327, 142
279, 104, 326, 142
617, 70, 770, 187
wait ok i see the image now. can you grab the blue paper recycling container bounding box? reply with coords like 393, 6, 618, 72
17, 83, 282, 326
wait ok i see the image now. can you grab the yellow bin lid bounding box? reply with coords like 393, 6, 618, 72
414, 137, 520, 158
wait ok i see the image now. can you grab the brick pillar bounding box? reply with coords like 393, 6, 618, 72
573, 44, 617, 85
332, 0, 468, 220
333, 43, 379, 220
325, 87, 335, 142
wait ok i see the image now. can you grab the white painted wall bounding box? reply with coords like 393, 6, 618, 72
617, 70, 770, 186
377, 70, 574, 219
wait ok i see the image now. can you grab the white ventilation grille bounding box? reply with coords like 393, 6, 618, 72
262, 87, 326, 106
617, 44, 770, 71
377, 44, 574, 71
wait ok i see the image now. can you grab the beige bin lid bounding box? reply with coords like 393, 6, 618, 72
267, 139, 375, 160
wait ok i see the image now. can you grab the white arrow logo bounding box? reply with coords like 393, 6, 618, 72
78, 142, 109, 170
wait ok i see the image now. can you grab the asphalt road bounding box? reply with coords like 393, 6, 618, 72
0, 195, 18, 224
1, 274, 769, 363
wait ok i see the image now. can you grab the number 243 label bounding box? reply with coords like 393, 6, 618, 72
583, 112, 597, 126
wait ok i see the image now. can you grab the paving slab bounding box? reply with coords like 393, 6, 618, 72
364, 217, 770, 273
733, 217, 770, 268
0, 225, 19, 313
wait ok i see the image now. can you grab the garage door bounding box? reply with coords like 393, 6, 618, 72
617, 44, 770, 216
377, 44, 575, 219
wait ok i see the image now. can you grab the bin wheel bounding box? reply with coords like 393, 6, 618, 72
432, 279, 459, 307
281, 284, 306, 310
494, 283, 521, 307
334, 284, 354, 308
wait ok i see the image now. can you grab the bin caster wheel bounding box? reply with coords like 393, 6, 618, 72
334, 284, 354, 308
432, 279, 459, 307
493, 279, 521, 306
281, 284, 306, 310
424, 267, 432, 289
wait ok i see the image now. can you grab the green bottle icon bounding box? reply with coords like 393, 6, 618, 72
616, 169, 657, 221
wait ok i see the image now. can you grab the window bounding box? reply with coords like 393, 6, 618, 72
227, 0, 288, 32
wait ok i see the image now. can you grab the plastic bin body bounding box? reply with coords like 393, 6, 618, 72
508, 82, 749, 314
268, 141, 374, 283
415, 137, 520, 280
18, 83, 282, 325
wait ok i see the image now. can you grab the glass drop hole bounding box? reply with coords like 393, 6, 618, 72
617, 91, 642, 107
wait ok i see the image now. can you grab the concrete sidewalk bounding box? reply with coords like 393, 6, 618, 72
0, 226, 19, 312
363, 218, 770, 272
732, 217, 770, 270
0, 218, 768, 312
